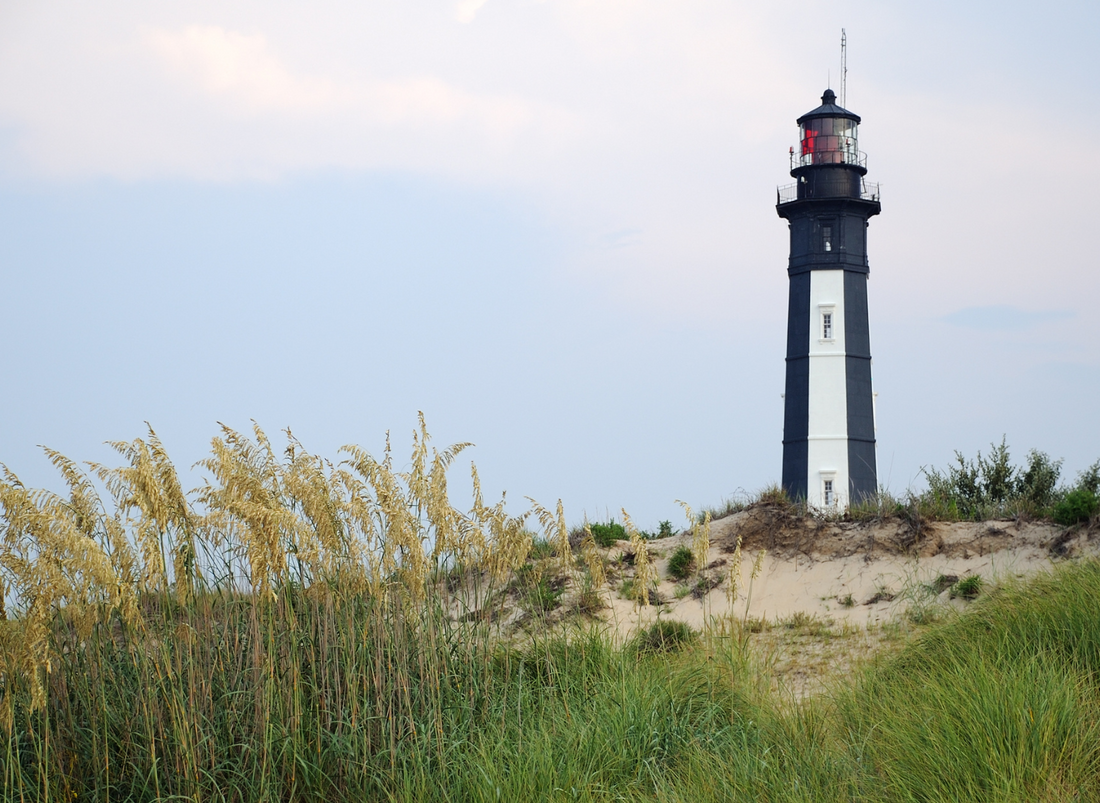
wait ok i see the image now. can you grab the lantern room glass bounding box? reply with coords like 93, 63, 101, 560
798, 117, 859, 166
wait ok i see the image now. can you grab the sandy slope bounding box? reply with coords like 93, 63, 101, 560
598, 505, 1099, 634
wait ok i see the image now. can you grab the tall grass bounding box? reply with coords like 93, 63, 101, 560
835, 560, 1100, 801
3, 422, 1100, 800
0, 418, 549, 800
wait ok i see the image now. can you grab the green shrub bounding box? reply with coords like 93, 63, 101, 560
923, 438, 1024, 519
1053, 488, 1098, 526
638, 520, 675, 539
919, 439, 1092, 521
667, 545, 695, 580
589, 520, 627, 547
1017, 449, 1062, 509
1077, 460, 1100, 495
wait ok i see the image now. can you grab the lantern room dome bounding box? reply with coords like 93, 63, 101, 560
790, 88, 864, 173
796, 88, 861, 125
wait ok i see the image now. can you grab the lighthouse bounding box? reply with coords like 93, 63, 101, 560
777, 88, 880, 508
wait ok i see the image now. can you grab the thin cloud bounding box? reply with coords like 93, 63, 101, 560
148, 26, 349, 114
455, 0, 489, 24
146, 24, 546, 131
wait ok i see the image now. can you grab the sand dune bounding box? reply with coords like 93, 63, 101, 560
598, 505, 1098, 634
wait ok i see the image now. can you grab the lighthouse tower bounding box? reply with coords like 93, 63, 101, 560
777, 89, 880, 508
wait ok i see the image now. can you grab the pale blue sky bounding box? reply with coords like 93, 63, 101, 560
2, 1, 1098, 527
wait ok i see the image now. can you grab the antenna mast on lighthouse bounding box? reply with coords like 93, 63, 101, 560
840, 29, 848, 107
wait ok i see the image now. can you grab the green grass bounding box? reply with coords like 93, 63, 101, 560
7, 557, 1100, 801
950, 574, 983, 600
835, 560, 1100, 801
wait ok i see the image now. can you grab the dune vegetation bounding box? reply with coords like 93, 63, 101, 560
2, 421, 1100, 801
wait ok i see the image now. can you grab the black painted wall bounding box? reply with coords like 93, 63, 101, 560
778, 184, 880, 503
844, 271, 877, 502
782, 271, 811, 500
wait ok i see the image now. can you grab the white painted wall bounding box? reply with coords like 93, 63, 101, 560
806, 269, 849, 508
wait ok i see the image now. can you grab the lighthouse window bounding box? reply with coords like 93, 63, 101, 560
822, 312, 834, 340
823, 480, 835, 507
822, 225, 833, 252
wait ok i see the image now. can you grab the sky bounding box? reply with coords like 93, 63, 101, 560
1, 0, 1098, 529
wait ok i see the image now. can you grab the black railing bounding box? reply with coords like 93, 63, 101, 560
777, 183, 799, 204
777, 180, 880, 204
790, 149, 867, 171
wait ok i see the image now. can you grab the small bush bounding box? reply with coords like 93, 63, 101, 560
917, 440, 1100, 523
756, 484, 790, 506
667, 545, 695, 580
632, 619, 698, 654
777, 612, 836, 637
1077, 461, 1100, 495
589, 520, 627, 547
638, 520, 675, 539
950, 575, 983, 600
515, 564, 565, 614
1053, 488, 1098, 526
1017, 449, 1062, 510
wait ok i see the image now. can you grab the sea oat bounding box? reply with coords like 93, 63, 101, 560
623, 511, 653, 607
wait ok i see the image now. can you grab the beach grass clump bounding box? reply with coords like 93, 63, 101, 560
949, 574, 983, 600
632, 619, 699, 655
667, 544, 695, 580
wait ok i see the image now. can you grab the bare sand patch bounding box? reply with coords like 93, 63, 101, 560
581, 506, 1100, 695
